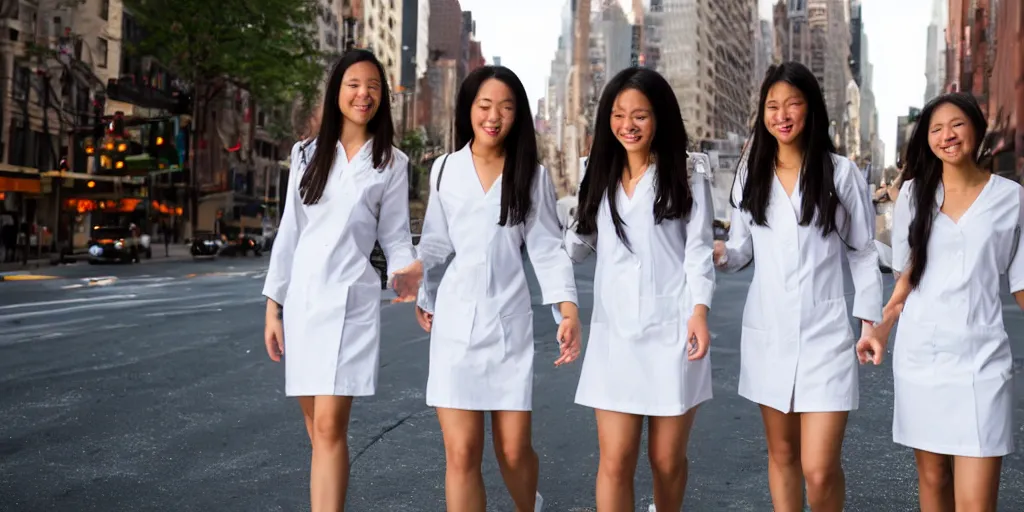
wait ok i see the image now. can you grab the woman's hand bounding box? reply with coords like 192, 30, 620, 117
391, 260, 424, 303
415, 306, 433, 333
856, 320, 887, 365
713, 241, 727, 268
265, 300, 284, 362
686, 307, 711, 360
555, 302, 581, 366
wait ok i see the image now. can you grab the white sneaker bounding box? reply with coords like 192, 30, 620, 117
648, 505, 657, 512
535, 492, 544, 512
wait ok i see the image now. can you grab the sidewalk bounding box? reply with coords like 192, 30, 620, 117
0, 244, 193, 273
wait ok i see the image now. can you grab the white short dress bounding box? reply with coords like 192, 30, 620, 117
890, 175, 1022, 457
262, 140, 416, 397
416, 144, 577, 411
564, 158, 717, 417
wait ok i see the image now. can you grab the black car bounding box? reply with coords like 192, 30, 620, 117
190, 232, 222, 259
87, 226, 143, 264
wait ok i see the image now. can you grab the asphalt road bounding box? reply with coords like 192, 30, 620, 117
2, 256, 1024, 511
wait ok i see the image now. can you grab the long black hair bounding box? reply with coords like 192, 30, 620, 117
574, 67, 693, 247
300, 50, 395, 204
454, 65, 538, 226
733, 62, 841, 237
905, 92, 988, 288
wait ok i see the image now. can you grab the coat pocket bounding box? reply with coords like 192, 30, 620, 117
432, 293, 476, 344
645, 294, 683, 346
499, 311, 534, 359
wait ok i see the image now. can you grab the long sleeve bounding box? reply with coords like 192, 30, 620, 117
891, 180, 913, 275
377, 152, 416, 275
683, 162, 716, 309
1006, 186, 1024, 293
564, 180, 597, 263
837, 158, 883, 324
564, 219, 597, 263
262, 141, 309, 305
721, 166, 754, 272
525, 165, 578, 306
415, 156, 456, 313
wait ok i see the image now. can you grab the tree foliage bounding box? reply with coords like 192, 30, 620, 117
121, 0, 324, 109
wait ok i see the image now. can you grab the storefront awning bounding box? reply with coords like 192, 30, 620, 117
0, 165, 41, 194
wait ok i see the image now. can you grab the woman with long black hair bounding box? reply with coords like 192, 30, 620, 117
564, 66, 716, 511
411, 65, 581, 512
262, 49, 421, 512
874, 92, 1020, 512
713, 62, 884, 512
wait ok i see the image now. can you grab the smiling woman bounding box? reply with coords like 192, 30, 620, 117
411, 65, 580, 512
260, 49, 423, 512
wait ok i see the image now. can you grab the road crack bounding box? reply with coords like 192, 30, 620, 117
350, 408, 432, 467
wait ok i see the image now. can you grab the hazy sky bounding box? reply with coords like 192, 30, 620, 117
457, 0, 933, 167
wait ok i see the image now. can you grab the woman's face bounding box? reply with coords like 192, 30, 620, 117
927, 102, 976, 166
338, 61, 382, 127
609, 88, 655, 154
470, 78, 516, 149
763, 81, 807, 146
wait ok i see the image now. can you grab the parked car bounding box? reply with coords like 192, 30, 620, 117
190, 232, 223, 260
87, 226, 143, 264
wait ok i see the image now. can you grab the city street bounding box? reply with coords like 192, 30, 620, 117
2, 257, 1024, 511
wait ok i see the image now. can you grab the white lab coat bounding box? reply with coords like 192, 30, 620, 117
720, 154, 882, 413
263, 139, 416, 397
416, 144, 577, 411
564, 159, 716, 417
890, 176, 1021, 457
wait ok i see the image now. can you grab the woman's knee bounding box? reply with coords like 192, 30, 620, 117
445, 438, 485, 475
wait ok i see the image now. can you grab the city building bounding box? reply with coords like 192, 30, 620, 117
653, 0, 755, 143
429, 0, 464, 80
923, 0, 946, 103
753, 18, 773, 98
361, 0, 403, 86
946, 0, 1022, 177
586, 1, 633, 122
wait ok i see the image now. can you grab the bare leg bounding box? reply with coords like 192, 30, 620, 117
310, 396, 354, 512
914, 450, 954, 512
799, 412, 848, 512
594, 408, 644, 512
759, 405, 803, 512
647, 407, 700, 511
491, 410, 539, 511
437, 407, 487, 512
952, 455, 1002, 512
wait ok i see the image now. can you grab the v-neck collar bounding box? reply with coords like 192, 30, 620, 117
459, 143, 503, 197
935, 173, 994, 226
338, 139, 373, 164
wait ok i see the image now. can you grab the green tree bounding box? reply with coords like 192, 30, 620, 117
399, 130, 428, 199
122, 0, 324, 232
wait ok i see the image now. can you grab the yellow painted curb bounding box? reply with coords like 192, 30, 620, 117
0, 274, 59, 281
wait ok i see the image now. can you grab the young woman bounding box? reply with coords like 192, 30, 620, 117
874, 92, 1020, 512
564, 66, 716, 512
713, 61, 884, 512
262, 50, 421, 512
411, 65, 581, 512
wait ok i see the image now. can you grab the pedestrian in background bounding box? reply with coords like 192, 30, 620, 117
714, 61, 884, 512
409, 65, 581, 512
565, 66, 716, 512
261, 49, 422, 512
874, 92, 1020, 512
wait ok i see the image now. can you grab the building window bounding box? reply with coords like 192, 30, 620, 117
100, 0, 109, 20
97, 38, 108, 68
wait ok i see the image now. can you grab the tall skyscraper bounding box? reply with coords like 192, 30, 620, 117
923, 0, 946, 103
